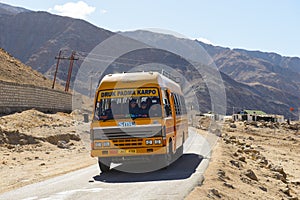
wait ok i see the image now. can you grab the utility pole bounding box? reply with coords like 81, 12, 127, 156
52, 50, 78, 92
65, 51, 78, 92
52, 50, 62, 89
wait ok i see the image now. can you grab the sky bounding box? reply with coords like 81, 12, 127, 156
1, 0, 299, 57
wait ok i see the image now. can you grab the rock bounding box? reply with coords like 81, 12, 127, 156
288, 124, 299, 130
236, 140, 246, 146
291, 179, 300, 186
19, 139, 28, 145
244, 148, 260, 155
237, 149, 243, 153
230, 160, 242, 168
57, 140, 69, 149
239, 156, 246, 162
258, 157, 268, 166
250, 121, 258, 127
209, 188, 221, 198
230, 123, 237, 128
259, 186, 267, 192
271, 165, 287, 179
287, 197, 299, 200
245, 169, 258, 181
226, 128, 234, 132
243, 121, 249, 126
217, 169, 226, 177
229, 136, 236, 140
267, 122, 275, 129
280, 188, 291, 197
224, 182, 235, 189
274, 172, 287, 183
248, 136, 255, 140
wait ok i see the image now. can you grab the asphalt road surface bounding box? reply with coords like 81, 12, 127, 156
0, 127, 217, 200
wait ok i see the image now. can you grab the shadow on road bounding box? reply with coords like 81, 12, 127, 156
93, 153, 203, 183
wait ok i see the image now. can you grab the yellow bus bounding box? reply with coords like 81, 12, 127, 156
90, 72, 188, 172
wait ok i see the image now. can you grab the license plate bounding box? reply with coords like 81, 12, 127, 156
118, 149, 136, 154
126, 149, 136, 153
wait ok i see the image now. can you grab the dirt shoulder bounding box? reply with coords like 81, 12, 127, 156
186, 120, 300, 200
0, 109, 96, 194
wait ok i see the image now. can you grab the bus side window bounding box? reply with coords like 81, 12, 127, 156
172, 93, 181, 116
162, 89, 171, 116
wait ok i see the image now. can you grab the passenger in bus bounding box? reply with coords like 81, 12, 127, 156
139, 101, 149, 117
145, 97, 152, 109
103, 101, 116, 119
129, 99, 140, 116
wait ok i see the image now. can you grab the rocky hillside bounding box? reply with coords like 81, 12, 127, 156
0, 48, 62, 89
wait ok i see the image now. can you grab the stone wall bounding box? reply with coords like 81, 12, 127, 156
0, 80, 72, 114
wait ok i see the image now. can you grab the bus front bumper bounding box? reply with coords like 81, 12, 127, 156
91, 146, 167, 158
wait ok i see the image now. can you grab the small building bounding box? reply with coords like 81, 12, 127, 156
233, 109, 284, 123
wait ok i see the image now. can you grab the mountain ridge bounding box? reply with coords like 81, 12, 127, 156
0, 2, 30, 16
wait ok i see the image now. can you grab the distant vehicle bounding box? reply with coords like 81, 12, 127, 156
90, 72, 188, 172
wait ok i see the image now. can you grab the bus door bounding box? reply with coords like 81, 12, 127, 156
171, 92, 183, 150
162, 88, 175, 152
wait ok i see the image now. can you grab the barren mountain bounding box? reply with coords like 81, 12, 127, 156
0, 9, 113, 79
0, 3, 299, 118
211, 48, 300, 98
122, 30, 300, 118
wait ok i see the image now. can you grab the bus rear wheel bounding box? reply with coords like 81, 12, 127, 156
98, 158, 111, 173
162, 140, 173, 169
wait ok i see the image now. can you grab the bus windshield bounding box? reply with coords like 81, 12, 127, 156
94, 88, 162, 120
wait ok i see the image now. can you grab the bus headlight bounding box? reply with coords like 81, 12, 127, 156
103, 141, 110, 147
154, 139, 161, 145
95, 142, 102, 147
145, 140, 153, 145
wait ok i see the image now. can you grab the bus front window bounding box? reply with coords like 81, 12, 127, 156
95, 96, 162, 120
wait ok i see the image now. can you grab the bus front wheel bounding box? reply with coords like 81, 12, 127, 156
98, 158, 111, 173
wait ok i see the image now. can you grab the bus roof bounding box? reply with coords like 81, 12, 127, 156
98, 72, 182, 93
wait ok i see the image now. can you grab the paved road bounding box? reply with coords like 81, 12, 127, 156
0, 127, 216, 200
